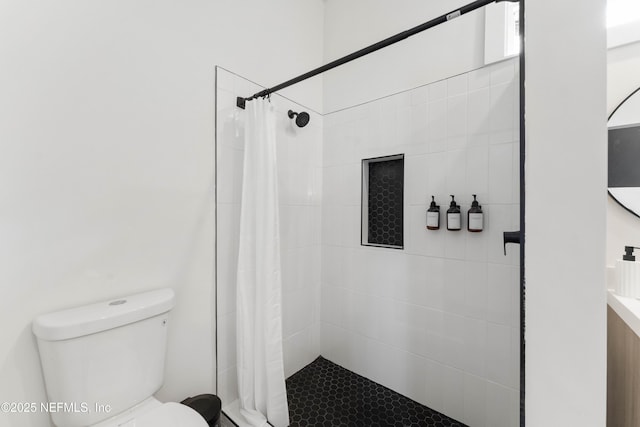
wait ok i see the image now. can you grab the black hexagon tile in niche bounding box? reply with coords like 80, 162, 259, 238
285, 357, 467, 427
367, 159, 404, 247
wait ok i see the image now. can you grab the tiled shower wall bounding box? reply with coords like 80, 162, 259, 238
215, 68, 323, 408
320, 58, 520, 427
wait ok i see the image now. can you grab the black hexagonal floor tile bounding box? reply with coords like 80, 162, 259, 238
285, 357, 467, 427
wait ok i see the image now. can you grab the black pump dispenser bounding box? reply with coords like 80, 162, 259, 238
623, 246, 639, 261
448, 195, 459, 210
446, 195, 461, 231
426, 196, 440, 230
467, 194, 484, 232
429, 196, 438, 210
470, 195, 479, 209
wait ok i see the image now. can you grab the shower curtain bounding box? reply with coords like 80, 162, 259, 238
236, 98, 290, 427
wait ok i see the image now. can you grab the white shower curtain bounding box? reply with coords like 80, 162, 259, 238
236, 98, 290, 427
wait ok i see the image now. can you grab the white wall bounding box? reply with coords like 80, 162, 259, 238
321, 59, 520, 427
323, 0, 486, 112
525, 1, 608, 426
606, 41, 640, 267
215, 69, 323, 410
0, 2, 323, 426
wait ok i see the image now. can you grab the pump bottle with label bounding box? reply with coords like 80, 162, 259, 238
446, 195, 461, 231
426, 196, 440, 230
467, 194, 484, 232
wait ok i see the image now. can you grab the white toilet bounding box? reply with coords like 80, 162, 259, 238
32, 288, 209, 427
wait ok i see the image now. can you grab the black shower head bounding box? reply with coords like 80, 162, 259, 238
288, 110, 310, 128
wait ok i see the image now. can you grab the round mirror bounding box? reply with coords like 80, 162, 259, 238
609, 87, 640, 218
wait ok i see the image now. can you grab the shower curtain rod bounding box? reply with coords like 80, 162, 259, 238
236, 0, 517, 109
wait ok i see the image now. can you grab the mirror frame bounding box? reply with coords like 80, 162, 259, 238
608, 86, 640, 219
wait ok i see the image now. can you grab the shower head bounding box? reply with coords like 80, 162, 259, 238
288, 110, 310, 128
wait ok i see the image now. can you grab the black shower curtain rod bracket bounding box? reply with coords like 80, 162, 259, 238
235, 0, 518, 109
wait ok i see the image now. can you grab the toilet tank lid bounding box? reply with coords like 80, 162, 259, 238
32, 289, 176, 341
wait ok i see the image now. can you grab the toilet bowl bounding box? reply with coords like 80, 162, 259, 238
32, 289, 208, 427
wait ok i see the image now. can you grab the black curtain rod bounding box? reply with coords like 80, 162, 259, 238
237, 0, 517, 109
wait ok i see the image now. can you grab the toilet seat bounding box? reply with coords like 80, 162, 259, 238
130, 402, 208, 426
92, 399, 208, 427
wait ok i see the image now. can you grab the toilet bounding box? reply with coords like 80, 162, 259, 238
32, 288, 208, 427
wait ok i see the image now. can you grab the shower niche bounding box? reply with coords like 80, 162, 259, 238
361, 154, 405, 249
216, 57, 520, 427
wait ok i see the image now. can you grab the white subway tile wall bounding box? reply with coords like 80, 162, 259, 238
320, 58, 520, 427
215, 68, 323, 409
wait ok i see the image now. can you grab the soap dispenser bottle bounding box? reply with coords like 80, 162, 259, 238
446, 195, 461, 231
616, 246, 640, 298
426, 196, 440, 230
467, 195, 484, 232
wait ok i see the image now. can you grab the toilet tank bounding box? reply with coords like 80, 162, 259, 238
32, 289, 175, 427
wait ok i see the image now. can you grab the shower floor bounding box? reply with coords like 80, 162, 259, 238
286, 357, 467, 427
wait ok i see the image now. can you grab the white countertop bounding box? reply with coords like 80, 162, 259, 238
608, 289, 640, 338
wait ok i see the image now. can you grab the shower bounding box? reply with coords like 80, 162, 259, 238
218, 0, 523, 425
287, 110, 310, 128
217, 61, 522, 427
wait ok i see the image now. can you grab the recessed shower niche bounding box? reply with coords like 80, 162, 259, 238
361, 154, 405, 249
216, 56, 520, 427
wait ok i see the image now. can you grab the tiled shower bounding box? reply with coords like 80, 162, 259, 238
216, 57, 520, 427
